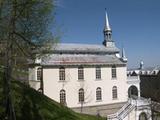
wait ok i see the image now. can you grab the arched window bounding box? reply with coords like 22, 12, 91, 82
59, 67, 65, 81
112, 66, 117, 78
78, 66, 84, 80
96, 66, 101, 79
79, 88, 84, 102
139, 112, 147, 120
60, 89, 66, 105
37, 68, 42, 81
108, 33, 111, 39
112, 86, 118, 99
96, 87, 102, 101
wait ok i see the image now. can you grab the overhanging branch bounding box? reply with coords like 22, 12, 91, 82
13, 32, 36, 47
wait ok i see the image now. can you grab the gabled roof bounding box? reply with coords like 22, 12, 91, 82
41, 54, 124, 66
51, 43, 119, 54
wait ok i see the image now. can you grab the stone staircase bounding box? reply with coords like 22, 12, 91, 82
107, 100, 135, 120
107, 96, 152, 120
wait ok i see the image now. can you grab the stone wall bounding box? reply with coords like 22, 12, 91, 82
72, 102, 126, 117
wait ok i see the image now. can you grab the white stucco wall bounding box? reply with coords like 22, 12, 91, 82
42, 66, 128, 108
29, 67, 36, 81
29, 67, 41, 90
123, 108, 136, 120
127, 76, 140, 97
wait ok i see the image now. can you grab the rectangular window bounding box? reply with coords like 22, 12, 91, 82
112, 66, 117, 78
37, 68, 42, 81
59, 67, 65, 81
96, 66, 101, 79
78, 67, 84, 80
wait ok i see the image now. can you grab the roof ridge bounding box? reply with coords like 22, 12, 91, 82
57, 43, 103, 46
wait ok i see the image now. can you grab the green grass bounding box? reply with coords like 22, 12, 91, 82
0, 70, 105, 120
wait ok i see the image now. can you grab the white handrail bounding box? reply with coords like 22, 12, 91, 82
107, 100, 135, 120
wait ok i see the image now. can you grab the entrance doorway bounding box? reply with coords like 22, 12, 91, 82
128, 85, 138, 98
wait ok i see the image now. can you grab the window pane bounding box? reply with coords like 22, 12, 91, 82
112, 66, 117, 78
96, 87, 102, 100
60, 90, 66, 105
59, 67, 65, 80
37, 68, 42, 81
78, 67, 84, 80
112, 86, 117, 99
79, 88, 84, 102
96, 67, 101, 79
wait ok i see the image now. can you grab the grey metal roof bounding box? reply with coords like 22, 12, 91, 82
41, 54, 124, 66
128, 66, 160, 71
52, 43, 119, 54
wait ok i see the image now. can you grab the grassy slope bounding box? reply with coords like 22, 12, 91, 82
0, 71, 105, 120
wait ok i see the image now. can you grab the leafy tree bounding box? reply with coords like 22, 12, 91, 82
0, 0, 57, 66
0, 0, 57, 119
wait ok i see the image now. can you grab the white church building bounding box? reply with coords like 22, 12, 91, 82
29, 12, 152, 120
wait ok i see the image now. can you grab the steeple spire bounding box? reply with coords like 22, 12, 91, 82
121, 47, 127, 62
105, 10, 111, 31
139, 60, 144, 70
103, 9, 115, 47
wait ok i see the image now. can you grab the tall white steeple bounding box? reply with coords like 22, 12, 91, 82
103, 9, 115, 47
104, 11, 111, 31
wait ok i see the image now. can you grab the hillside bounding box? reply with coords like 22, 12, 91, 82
0, 70, 105, 120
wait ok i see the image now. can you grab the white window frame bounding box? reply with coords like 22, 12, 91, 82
112, 66, 117, 79
79, 88, 84, 102
96, 66, 101, 80
78, 66, 84, 80
59, 67, 65, 81
96, 87, 102, 101
112, 86, 118, 99
60, 89, 66, 105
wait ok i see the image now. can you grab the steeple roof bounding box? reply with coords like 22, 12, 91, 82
103, 10, 115, 47
104, 10, 111, 31
122, 48, 126, 58
121, 47, 127, 62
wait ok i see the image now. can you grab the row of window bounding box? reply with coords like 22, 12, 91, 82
60, 86, 118, 105
58, 66, 117, 81
37, 66, 117, 81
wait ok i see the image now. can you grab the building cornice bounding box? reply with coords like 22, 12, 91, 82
42, 63, 126, 68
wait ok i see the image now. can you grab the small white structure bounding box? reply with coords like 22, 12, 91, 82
29, 11, 152, 119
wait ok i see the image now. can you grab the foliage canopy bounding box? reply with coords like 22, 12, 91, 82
0, 0, 57, 66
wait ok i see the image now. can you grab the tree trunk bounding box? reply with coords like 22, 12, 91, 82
4, 0, 17, 119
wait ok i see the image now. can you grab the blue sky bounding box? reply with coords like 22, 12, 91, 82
55, 0, 160, 68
